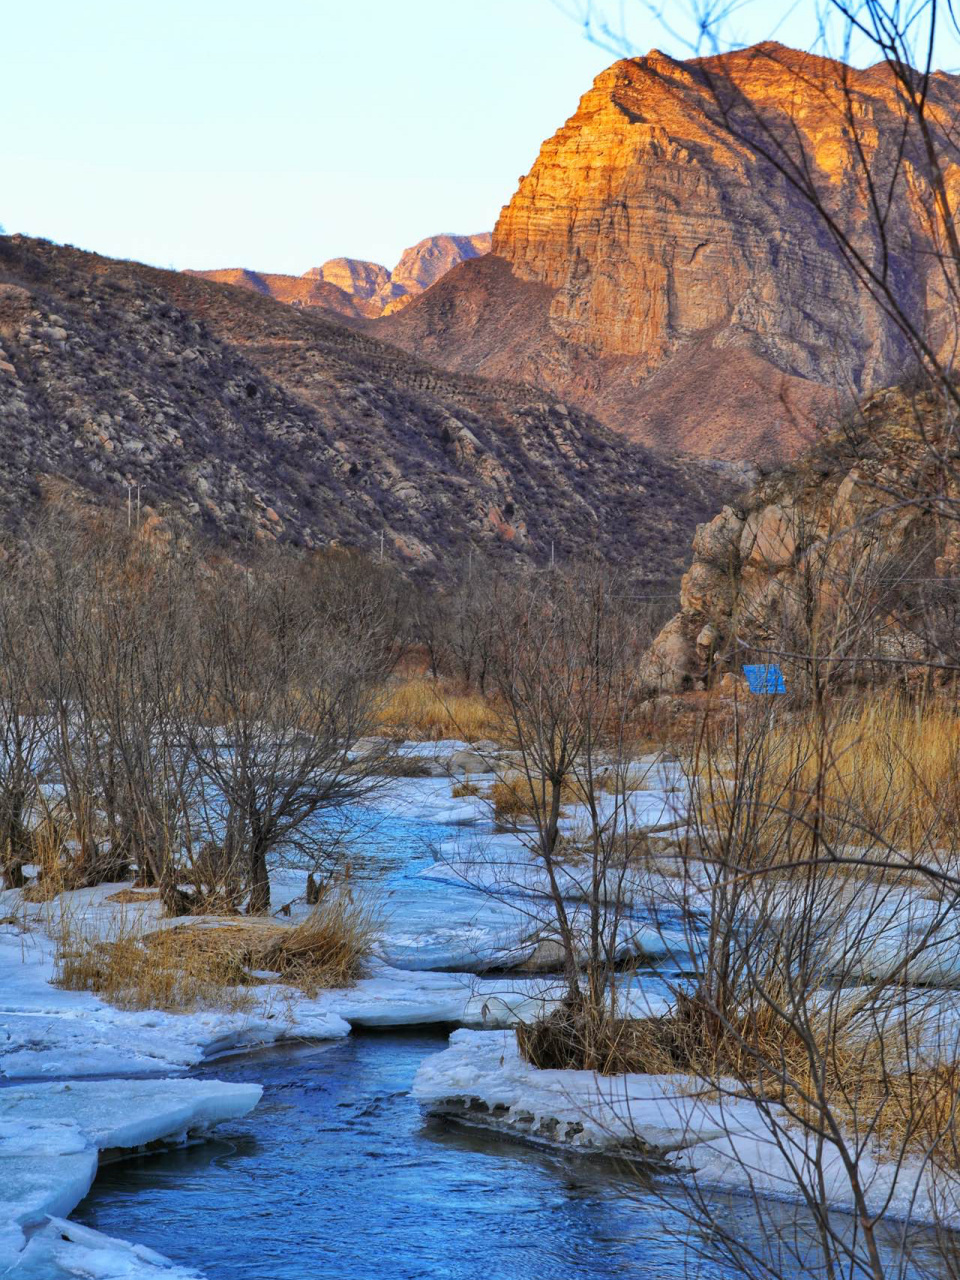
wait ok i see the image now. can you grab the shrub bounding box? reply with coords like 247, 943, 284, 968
251, 894, 377, 995
488, 772, 581, 825
451, 780, 481, 799
516, 1004, 664, 1075
52, 890, 378, 1010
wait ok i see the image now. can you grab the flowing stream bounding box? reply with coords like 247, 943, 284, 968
72, 1030, 945, 1280
54, 769, 959, 1277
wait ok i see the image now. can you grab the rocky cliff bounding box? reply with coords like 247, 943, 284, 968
188, 232, 491, 321
0, 233, 725, 580
384, 234, 492, 314
374, 43, 960, 463
641, 385, 957, 691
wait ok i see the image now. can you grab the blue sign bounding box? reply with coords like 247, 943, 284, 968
742, 664, 787, 695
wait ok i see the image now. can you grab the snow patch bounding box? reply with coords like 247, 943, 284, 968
414, 1030, 958, 1227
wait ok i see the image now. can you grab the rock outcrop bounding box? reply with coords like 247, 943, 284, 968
188, 232, 491, 320
641, 385, 955, 691
374, 43, 960, 463
383, 233, 492, 314
0, 234, 727, 580
183, 266, 368, 319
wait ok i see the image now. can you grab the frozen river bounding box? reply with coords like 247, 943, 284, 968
6, 753, 957, 1276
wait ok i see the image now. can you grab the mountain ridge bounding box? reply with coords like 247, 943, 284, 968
187, 232, 491, 320
0, 233, 732, 582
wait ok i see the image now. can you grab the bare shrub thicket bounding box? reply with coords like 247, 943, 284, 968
451, 566, 675, 1070
541, 2, 960, 1274
0, 510, 396, 915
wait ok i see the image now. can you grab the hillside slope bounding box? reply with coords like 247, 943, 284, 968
0, 234, 730, 582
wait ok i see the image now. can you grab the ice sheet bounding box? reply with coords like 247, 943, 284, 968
0, 1078, 261, 1273
414, 1029, 956, 1227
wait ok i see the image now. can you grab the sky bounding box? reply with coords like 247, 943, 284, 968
3, 1, 959, 276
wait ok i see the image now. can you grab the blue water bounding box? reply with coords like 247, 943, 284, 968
73, 1032, 731, 1279
73, 1032, 945, 1280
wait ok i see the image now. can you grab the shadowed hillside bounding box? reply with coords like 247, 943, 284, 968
0, 234, 733, 581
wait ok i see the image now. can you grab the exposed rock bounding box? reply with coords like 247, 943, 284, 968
383, 233, 492, 314
374, 43, 960, 463
181, 267, 366, 319
641, 385, 957, 691
188, 232, 491, 320
305, 257, 390, 302
740, 503, 798, 570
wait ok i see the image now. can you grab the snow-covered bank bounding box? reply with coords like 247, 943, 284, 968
0, 1076, 261, 1275
414, 1030, 955, 1228
0, 923, 349, 1079
11, 1218, 202, 1278
0, 918, 598, 1079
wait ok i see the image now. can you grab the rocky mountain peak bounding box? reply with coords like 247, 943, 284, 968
188, 232, 491, 321
374, 42, 960, 464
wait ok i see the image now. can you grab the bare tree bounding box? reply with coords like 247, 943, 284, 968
185, 551, 395, 914
0, 558, 48, 888
461, 565, 670, 1071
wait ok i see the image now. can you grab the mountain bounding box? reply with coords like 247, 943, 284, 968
180, 267, 368, 319
372, 43, 960, 464
383, 234, 492, 314
0, 233, 731, 581
187, 232, 491, 320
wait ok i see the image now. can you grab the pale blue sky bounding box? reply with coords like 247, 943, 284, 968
2, 1, 957, 275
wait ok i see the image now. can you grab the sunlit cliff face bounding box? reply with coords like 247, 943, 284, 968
495, 41, 960, 372
417, 42, 942, 458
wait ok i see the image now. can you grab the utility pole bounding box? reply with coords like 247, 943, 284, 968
379, 530, 384, 563
127, 485, 131, 530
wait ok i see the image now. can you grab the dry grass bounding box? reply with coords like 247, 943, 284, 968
489, 777, 540, 823
376, 677, 495, 742
694, 693, 960, 863
53, 892, 377, 1011
251, 895, 378, 995
53, 912, 255, 1013
517, 1005, 670, 1075
105, 887, 160, 904
451, 780, 481, 799
801, 696, 960, 850
488, 771, 583, 825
